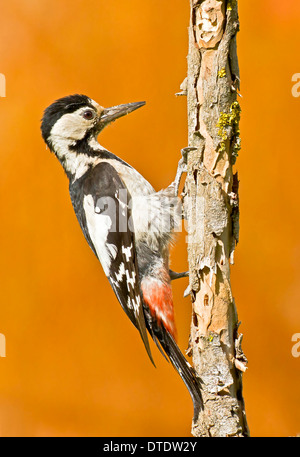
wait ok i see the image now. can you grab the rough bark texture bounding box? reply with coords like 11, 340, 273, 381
183, 0, 249, 437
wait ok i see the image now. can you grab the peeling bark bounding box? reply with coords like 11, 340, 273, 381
183, 0, 249, 437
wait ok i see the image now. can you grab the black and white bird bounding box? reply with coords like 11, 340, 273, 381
41, 94, 202, 416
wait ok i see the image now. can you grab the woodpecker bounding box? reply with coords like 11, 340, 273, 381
41, 94, 202, 416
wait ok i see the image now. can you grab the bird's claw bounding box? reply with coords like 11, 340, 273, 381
173, 147, 197, 196
183, 284, 191, 298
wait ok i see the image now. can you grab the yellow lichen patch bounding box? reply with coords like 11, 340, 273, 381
208, 334, 214, 343
227, 0, 237, 11
216, 101, 241, 161
218, 67, 226, 78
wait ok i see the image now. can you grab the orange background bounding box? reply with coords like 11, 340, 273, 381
0, 0, 299, 437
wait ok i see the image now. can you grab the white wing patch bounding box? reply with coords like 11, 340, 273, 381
83, 194, 117, 275
127, 295, 141, 313
122, 244, 133, 262
112, 262, 126, 285
125, 269, 136, 290
84, 194, 141, 319
132, 295, 141, 314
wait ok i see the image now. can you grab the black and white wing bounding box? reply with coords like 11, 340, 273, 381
70, 161, 154, 365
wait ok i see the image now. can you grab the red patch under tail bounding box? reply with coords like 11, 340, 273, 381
141, 276, 177, 340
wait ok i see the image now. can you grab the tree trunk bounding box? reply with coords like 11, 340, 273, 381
184, 0, 249, 437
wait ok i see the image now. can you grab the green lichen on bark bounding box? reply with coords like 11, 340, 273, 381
216, 100, 241, 162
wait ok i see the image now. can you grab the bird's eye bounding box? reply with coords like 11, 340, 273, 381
82, 109, 95, 120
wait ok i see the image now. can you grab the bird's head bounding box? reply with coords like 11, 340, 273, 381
41, 94, 145, 153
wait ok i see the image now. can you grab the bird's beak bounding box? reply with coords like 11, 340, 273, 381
99, 101, 146, 125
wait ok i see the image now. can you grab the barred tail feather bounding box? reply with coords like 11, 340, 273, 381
144, 306, 203, 419
162, 330, 203, 419
141, 277, 202, 417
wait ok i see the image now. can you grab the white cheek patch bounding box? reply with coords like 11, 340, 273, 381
50, 107, 92, 141
83, 194, 117, 276
48, 105, 102, 181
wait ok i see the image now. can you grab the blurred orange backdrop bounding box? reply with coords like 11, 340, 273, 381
0, 0, 299, 437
